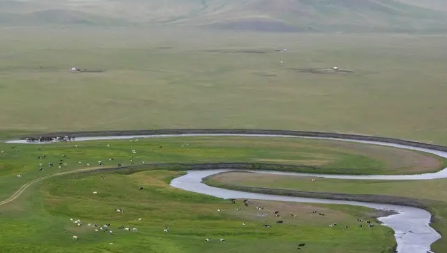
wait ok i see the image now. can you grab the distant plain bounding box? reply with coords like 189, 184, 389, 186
1, 28, 447, 145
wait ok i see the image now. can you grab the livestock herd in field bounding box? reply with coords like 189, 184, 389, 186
25, 136, 76, 143
6, 138, 381, 251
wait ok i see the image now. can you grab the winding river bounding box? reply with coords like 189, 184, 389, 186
7, 133, 446, 253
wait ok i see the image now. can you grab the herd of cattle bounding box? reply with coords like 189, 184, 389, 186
25, 136, 76, 143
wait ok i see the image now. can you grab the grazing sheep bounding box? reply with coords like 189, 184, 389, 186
264, 225, 271, 228
291, 213, 297, 217
132, 228, 138, 232
217, 209, 221, 212
72, 235, 78, 240
205, 238, 210, 242
93, 191, 97, 194
220, 238, 225, 242
242, 222, 246, 226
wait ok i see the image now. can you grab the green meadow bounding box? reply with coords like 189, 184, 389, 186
0, 137, 404, 252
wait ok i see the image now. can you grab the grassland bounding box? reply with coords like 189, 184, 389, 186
205, 171, 447, 252
0, 139, 400, 253
2, 136, 441, 201
0, 28, 447, 144
1, 19, 447, 253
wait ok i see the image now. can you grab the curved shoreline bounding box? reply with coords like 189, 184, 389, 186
170, 169, 438, 253
12, 129, 447, 152
6, 129, 447, 253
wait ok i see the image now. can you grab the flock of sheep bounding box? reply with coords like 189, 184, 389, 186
5, 139, 377, 251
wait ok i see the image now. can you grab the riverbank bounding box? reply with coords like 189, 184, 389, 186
5, 130, 447, 252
